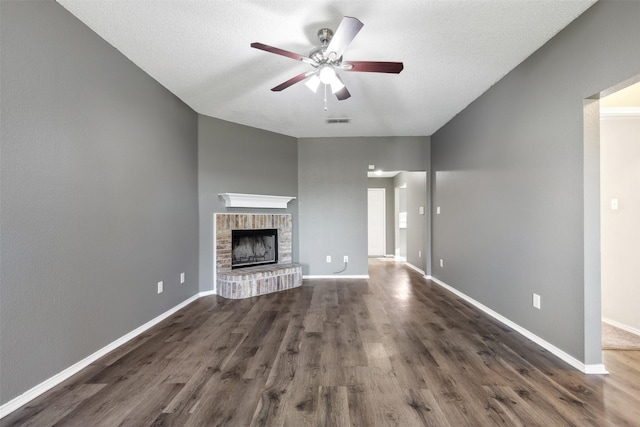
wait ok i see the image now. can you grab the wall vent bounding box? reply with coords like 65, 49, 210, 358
325, 118, 350, 124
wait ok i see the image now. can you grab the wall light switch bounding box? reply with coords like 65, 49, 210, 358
439, 259, 444, 268
157, 281, 163, 294
180, 273, 185, 284
533, 293, 541, 309
611, 198, 619, 210
419, 206, 424, 215
418, 251, 422, 258
436, 206, 441, 215
326, 255, 331, 263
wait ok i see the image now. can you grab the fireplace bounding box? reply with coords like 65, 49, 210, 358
215, 213, 300, 299
232, 228, 278, 269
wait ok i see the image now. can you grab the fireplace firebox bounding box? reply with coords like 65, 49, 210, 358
231, 228, 278, 269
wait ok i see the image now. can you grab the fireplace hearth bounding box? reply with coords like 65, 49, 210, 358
232, 228, 278, 269
215, 213, 301, 299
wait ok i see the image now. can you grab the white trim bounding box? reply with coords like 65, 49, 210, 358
0, 293, 201, 418
303, 275, 370, 279
218, 193, 295, 209
212, 214, 217, 295
405, 262, 425, 275
600, 107, 640, 118
602, 317, 640, 337
427, 276, 608, 375
199, 290, 217, 297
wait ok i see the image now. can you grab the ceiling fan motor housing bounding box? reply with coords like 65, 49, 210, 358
317, 28, 333, 45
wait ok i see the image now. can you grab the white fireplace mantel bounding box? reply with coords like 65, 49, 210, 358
219, 193, 296, 209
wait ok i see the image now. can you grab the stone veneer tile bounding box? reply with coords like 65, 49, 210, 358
215, 213, 297, 298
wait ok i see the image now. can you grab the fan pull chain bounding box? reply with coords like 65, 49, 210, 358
323, 84, 328, 111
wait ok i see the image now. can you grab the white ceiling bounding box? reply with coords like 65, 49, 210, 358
57, 0, 596, 138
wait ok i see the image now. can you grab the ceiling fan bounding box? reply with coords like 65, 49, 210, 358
251, 16, 403, 101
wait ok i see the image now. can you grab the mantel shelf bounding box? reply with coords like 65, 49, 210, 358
219, 193, 296, 209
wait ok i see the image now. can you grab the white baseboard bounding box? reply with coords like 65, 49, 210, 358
303, 275, 370, 279
426, 275, 608, 375
404, 263, 425, 275
199, 289, 217, 297
602, 317, 640, 337
0, 293, 201, 419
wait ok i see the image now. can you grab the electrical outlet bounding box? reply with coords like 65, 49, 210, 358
439, 259, 444, 268
344, 256, 349, 263
533, 293, 541, 309
157, 281, 163, 294
326, 255, 331, 263
418, 251, 422, 258
180, 273, 185, 284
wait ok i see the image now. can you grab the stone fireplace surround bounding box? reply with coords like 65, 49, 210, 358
215, 213, 301, 299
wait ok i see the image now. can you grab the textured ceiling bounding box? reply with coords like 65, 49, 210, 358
56, 0, 596, 138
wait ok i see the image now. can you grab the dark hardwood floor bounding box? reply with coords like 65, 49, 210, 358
3, 260, 639, 426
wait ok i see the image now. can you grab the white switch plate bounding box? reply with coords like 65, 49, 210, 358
440, 259, 444, 268
368, 164, 375, 170
419, 206, 424, 215
326, 255, 331, 263
533, 293, 541, 309
157, 281, 163, 294
180, 273, 185, 284
418, 251, 422, 258
611, 198, 619, 210
437, 206, 441, 215
344, 256, 349, 262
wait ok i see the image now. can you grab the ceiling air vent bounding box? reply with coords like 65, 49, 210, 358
325, 118, 351, 124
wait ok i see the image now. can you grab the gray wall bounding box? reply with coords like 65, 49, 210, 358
298, 137, 429, 276
198, 115, 298, 292
394, 172, 428, 272
430, 0, 640, 364
0, 1, 199, 405
367, 178, 395, 255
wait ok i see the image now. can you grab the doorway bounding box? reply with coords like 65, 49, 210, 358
367, 188, 386, 256
600, 80, 640, 348
395, 184, 407, 261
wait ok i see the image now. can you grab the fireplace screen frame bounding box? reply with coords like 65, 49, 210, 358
231, 228, 278, 269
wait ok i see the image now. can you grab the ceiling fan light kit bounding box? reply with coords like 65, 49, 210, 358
251, 16, 403, 103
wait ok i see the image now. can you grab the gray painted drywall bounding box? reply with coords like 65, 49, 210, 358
367, 178, 395, 255
197, 115, 298, 292
394, 172, 427, 272
430, 0, 640, 364
0, 0, 199, 405
298, 137, 429, 276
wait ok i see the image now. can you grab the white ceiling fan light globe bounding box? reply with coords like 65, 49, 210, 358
330, 77, 345, 94
318, 65, 337, 84
305, 74, 321, 93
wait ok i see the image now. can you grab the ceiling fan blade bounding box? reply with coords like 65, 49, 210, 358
334, 78, 351, 101
271, 71, 314, 92
335, 87, 351, 101
251, 42, 311, 62
326, 16, 363, 60
343, 61, 404, 74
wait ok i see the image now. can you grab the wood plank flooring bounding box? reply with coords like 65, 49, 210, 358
3, 260, 639, 426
